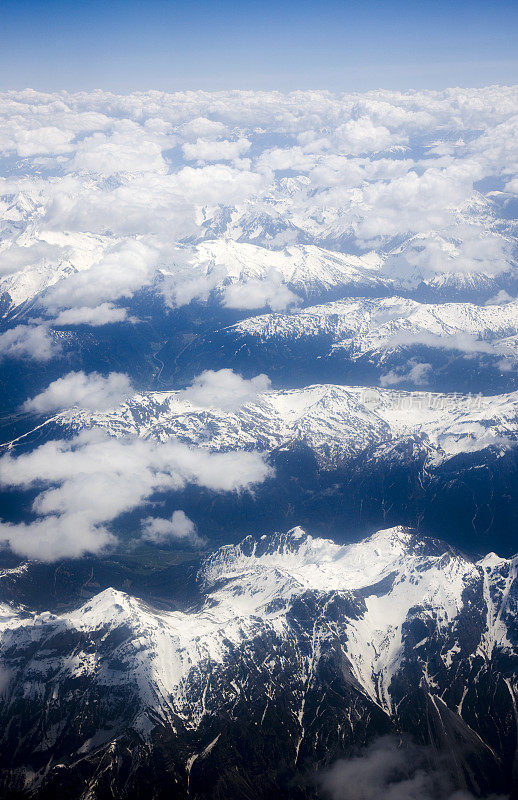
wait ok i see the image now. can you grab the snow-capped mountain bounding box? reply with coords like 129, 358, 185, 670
176, 239, 386, 300
231, 296, 518, 358
44, 383, 518, 468
0, 526, 516, 798
159, 295, 517, 395
1, 233, 515, 321
0, 195, 109, 319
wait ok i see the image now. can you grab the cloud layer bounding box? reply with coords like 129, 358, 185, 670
0, 86, 516, 334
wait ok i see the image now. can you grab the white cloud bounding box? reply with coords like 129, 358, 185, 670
380, 359, 432, 387
160, 269, 222, 308
223, 271, 299, 311
0, 430, 272, 561
485, 290, 515, 305
179, 117, 229, 140
22, 370, 133, 413
0, 324, 58, 361
178, 369, 271, 411
68, 122, 168, 176
0, 86, 517, 327
171, 163, 267, 205
385, 227, 513, 283
0, 516, 116, 564
141, 510, 205, 547
52, 303, 130, 325
353, 162, 482, 243
42, 239, 159, 313
334, 117, 403, 155
5, 126, 75, 157
182, 137, 251, 162
257, 145, 317, 173
0, 241, 70, 276
388, 330, 511, 357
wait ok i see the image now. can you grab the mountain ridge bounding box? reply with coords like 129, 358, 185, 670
0, 525, 515, 798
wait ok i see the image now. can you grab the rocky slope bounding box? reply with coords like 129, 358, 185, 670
230, 296, 518, 360
0, 526, 516, 799
37, 383, 518, 468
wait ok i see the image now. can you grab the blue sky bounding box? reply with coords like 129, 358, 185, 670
1, 0, 517, 91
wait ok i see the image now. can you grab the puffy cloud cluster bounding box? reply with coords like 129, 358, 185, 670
178, 369, 271, 411
182, 137, 251, 162
0, 324, 58, 361
68, 122, 169, 176
380, 359, 432, 388
0, 430, 272, 561
0, 86, 516, 337
41, 239, 159, 314
22, 370, 133, 413
53, 302, 130, 325
384, 228, 514, 284
141, 510, 205, 548
222, 270, 299, 311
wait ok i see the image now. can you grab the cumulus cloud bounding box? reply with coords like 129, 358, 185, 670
353, 163, 481, 243
67, 122, 168, 175
0, 516, 116, 565
223, 270, 299, 311
52, 302, 130, 325
380, 359, 432, 387
178, 369, 271, 411
257, 145, 317, 173
318, 736, 508, 800
0, 324, 59, 361
3, 126, 75, 157
179, 117, 229, 140
0, 86, 517, 327
0, 430, 272, 561
22, 370, 133, 414
171, 163, 267, 205
334, 117, 404, 155
42, 239, 159, 313
385, 228, 513, 283
141, 510, 205, 547
159, 256, 225, 308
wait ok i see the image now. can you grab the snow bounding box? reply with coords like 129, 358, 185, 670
186, 240, 384, 297
0, 231, 110, 312
47, 383, 518, 467
1, 526, 514, 731
233, 295, 518, 359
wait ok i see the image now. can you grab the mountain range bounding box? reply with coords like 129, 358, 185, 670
0, 87, 517, 800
